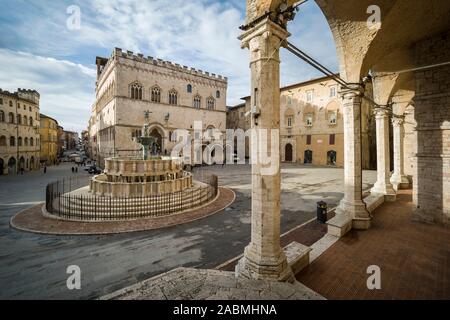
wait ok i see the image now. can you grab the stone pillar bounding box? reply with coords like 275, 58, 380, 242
371, 109, 396, 201
335, 86, 371, 230
390, 117, 410, 190
235, 18, 293, 282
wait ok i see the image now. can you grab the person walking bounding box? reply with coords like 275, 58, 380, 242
44, 166, 47, 174
71, 167, 74, 173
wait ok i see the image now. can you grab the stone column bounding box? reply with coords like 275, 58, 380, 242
235, 18, 293, 282
335, 86, 371, 230
390, 117, 409, 190
371, 109, 396, 201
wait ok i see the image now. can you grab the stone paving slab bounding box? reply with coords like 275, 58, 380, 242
101, 267, 325, 300
9, 187, 235, 235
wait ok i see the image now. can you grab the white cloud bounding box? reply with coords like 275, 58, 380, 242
0, 0, 338, 130
0, 49, 96, 132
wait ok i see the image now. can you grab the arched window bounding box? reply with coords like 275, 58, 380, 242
9, 101, 12, 107
23, 116, 27, 126
30, 137, 34, 146
29, 117, 33, 126
24, 137, 28, 146
130, 83, 143, 100
216, 90, 220, 99
10, 136, 15, 146
151, 86, 161, 103
193, 95, 202, 109
17, 114, 21, 125
168, 89, 178, 105
18, 137, 22, 146
0, 136, 6, 146
187, 84, 192, 93
0, 111, 4, 122
206, 97, 215, 110
9, 113, 14, 123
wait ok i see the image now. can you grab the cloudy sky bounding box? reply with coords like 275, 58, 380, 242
0, 0, 338, 133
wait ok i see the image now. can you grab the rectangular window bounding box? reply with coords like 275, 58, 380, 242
330, 85, 337, 98
329, 134, 336, 145
306, 114, 313, 127
306, 135, 312, 145
287, 116, 293, 128
306, 90, 313, 103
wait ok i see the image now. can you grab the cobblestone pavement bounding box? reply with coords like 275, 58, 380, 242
0, 163, 376, 299
102, 268, 325, 300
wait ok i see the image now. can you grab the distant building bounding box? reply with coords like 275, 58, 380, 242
64, 131, 79, 150
227, 75, 376, 168
57, 125, 65, 156
0, 88, 41, 175
40, 114, 59, 165
88, 48, 228, 165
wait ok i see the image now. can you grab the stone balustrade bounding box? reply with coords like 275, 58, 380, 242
90, 172, 193, 197
104, 157, 183, 177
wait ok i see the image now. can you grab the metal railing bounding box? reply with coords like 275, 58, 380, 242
45, 174, 219, 221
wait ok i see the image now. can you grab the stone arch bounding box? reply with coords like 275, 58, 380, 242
304, 149, 313, 164
327, 150, 337, 166
0, 135, 6, 147
147, 123, 166, 155
19, 156, 25, 170
8, 157, 16, 174
285, 143, 293, 162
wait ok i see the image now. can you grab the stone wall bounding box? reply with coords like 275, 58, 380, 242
412, 31, 450, 226
91, 49, 228, 163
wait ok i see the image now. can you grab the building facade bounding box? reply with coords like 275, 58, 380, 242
39, 114, 59, 165
0, 88, 40, 175
227, 76, 375, 168
89, 48, 228, 166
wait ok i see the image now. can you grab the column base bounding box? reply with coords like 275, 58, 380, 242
235, 245, 294, 283
371, 182, 397, 202
390, 174, 410, 191
335, 199, 371, 230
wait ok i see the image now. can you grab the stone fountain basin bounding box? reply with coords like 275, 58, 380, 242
104, 156, 184, 177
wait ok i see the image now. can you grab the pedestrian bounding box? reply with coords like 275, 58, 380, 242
44, 166, 47, 174
20, 167, 24, 175
75, 167, 78, 173
71, 167, 74, 173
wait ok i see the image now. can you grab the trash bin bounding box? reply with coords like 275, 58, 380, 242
317, 201, 328, 223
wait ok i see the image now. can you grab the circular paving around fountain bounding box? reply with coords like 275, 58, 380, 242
10, 187, 235, 235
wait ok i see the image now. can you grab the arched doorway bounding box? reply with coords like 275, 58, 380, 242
19, 157, 25, 171
285, 143, 293, 162
30, 156, 35, 170
304, 150, 313, 164
0, 158, 4, 175
8, 157, 16, 174
327, 151, 337, 166
150, 128, 163, 155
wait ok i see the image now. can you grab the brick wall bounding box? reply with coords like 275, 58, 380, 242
412, 30, 450, 226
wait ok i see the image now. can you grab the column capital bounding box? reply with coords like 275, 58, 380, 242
373, 108, 389, 119
391, 116, 405, 127
239, 17, 290, 51
339, 84, 365, 101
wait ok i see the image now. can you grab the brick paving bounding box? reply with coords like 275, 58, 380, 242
10, 187, 235, 235
297, 190, 450, 300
